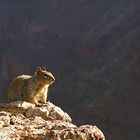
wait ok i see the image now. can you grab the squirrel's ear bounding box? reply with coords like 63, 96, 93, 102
36, 67, 41, 73
42, 67, 46, 71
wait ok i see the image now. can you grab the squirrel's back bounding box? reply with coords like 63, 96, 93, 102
7, 75, 31, 101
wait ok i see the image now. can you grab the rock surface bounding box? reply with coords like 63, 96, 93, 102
0, 101, 105, 140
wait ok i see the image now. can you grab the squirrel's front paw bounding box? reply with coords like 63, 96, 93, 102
35, 103, 43, 107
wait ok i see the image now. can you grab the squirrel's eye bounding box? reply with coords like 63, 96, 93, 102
44, 74, 48, 77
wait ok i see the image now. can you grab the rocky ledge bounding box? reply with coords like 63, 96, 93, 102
0, 101, 105, 140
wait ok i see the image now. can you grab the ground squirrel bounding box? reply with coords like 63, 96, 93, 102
7, 67, 55, 106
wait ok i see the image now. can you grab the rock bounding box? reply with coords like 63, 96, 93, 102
0, 101, 71, 122
79, 125, 105, 140
0, 101, 105, 140
0, 111, 11, 127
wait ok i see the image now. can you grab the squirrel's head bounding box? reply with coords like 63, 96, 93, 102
35, 67, 55, 85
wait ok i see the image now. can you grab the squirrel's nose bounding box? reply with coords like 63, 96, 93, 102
51, 75, 55, 81
48, 72, 55, 82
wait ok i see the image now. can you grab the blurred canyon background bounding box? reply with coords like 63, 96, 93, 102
0, 0, 140, 139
